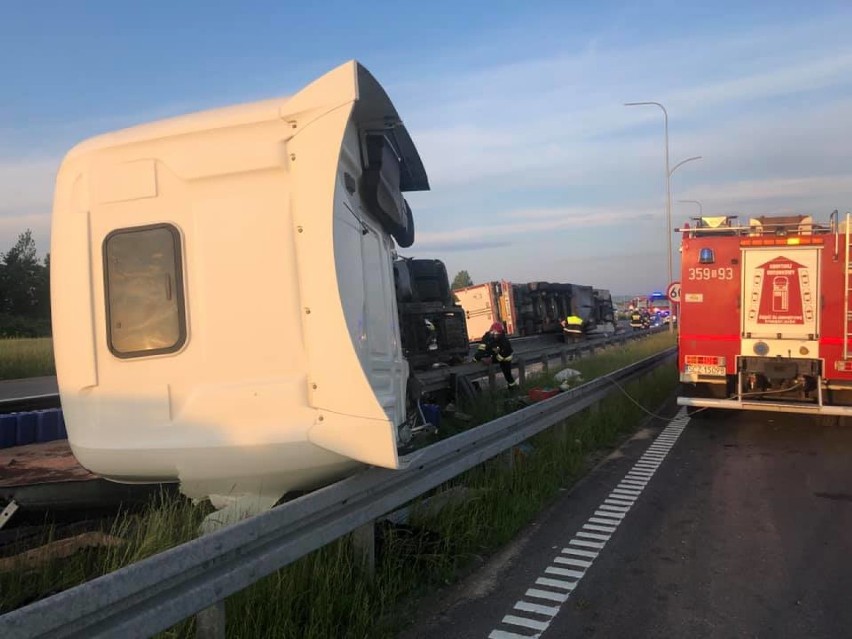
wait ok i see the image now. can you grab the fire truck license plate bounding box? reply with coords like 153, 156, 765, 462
685, 363, 726, 376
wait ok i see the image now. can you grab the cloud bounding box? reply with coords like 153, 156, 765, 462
412, 239, 512, 252
416, 206, 655, 245
0, 158, 59, 215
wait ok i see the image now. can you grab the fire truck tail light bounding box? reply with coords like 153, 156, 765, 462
685, 355, 726, 366
835, 361, 852, 372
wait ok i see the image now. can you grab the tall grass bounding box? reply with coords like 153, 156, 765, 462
0, 333, 677, 637
0, 338, 55, 380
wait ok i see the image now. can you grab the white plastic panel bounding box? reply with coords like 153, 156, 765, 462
741, 248, 820, 340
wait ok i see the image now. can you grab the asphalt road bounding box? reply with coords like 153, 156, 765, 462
400, 404, 852, 638
0, 376, 57, 401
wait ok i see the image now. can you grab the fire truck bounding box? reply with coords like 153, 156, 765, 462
677, 211, 852, 416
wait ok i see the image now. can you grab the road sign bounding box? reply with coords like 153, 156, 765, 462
666, 281, 681, 303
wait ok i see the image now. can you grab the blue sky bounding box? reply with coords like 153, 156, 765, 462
2, 1, 852, 295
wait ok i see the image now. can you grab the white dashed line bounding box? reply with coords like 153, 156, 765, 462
486, 409, 689, 639
502, 615, 549, 631
514, 601, 560, 616
554, 556, 592, 568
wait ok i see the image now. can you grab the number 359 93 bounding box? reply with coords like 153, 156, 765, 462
688, 267, 734, 280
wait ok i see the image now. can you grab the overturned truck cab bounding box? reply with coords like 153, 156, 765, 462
51, 61, 429, 520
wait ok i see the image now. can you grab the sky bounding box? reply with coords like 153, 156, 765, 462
2, 1, 852, 295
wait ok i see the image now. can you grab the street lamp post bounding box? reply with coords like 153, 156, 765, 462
678, 199, 703, 217
624, 101, 702, 333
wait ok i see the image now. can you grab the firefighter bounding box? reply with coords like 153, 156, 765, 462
562, 314, 585, 342
474, 321, 518, 388
629, 308, 644, 330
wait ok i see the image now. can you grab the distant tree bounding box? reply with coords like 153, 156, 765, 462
451, 270, 473, 290
0, 230, 51, 336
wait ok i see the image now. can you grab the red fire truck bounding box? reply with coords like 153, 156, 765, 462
677, 211, 852, 416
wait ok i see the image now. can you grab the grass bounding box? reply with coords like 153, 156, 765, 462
0, 332, 677, 637
0, 337, 55, 380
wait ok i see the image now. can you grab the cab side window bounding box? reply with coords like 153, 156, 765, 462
103, 224, 186, 357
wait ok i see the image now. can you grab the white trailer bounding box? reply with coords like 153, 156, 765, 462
50, 61, 429, 521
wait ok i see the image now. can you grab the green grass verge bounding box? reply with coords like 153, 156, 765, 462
0, 333, 677, 637
0, 338, 55, 380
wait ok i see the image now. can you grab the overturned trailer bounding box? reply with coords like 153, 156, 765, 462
455, 280, 602, 340
51, 61, 430, 520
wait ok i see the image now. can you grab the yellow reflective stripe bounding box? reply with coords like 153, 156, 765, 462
477, 344, 487, 350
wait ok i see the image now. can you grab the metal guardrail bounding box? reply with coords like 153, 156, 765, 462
0, 328, 664, 413
416, 326, 666, 393
1, 345, 676, 639
0, 394, 61, 414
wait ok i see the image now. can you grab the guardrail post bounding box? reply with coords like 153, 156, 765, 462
541, 354, 549, 373
196, 601, 226, 639
517, 358, 526, 385
560, 350, 568, 367
353, 521, 376, 578
488, 364, 496, 391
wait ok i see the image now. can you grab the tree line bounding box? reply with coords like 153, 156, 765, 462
0, 230, 51, 337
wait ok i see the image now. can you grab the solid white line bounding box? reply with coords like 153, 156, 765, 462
569, 538, 606, 549
561, 547, 598, 559
527, 587, 570, 602
502, 615, 549, 632
545, 566, 585, 579
514, 600, 560, 617
489, 629, 536, 639
583, 523, 617, 534
554, 556, 592, 568
576, 531, 611, 541
536, 577, 577, 591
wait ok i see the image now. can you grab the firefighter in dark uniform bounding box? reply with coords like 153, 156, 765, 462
474, 321, 518, 387
629, 308, 644, 331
